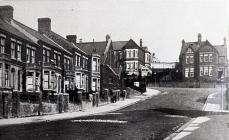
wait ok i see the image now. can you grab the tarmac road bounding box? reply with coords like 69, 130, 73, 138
0, 88, 224, 140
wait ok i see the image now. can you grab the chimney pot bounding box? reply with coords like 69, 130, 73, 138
38, 18, 51, 34
0, 5, 14, 22
182, 39, 185, 46
105, 34, 110, 42
79, 38, 83, 43
198, 33, 202, 44
66, 35, 77, 45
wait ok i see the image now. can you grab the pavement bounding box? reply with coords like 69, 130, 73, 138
0, 88, 161, 127
165, 88, 229, 140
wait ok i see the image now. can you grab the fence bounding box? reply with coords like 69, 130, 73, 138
0, 91, 69, 118
147, 81, 217, 88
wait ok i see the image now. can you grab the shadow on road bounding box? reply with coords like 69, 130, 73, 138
153, 108, 228, 118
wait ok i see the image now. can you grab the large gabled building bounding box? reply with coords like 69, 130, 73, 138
112, 39, 151, 76
179, 33, 228, 82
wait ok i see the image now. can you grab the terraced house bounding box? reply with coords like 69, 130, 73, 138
179, 33, 228, 82
77, 35, 118, 91
0, 5, 101, 118
36, 18, 92, 93
0, 5, 70, 117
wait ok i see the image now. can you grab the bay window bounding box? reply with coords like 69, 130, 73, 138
26, 72, 33, 91
43, 71, 49, 89
5, 64, 9, 87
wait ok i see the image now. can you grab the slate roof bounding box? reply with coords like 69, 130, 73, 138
0, 18, 35, 44
214, 45, 227, 57
77, 41, 108, 62
44, 31, 86, 55
12, 19, 71, 54
180, 40, 227, 58
112, 41, 128, 51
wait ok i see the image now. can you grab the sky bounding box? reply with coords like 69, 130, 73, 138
0, 0, 228, 62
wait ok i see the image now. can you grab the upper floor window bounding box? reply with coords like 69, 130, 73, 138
200, 53, 213, 63
31, 49, 35, 63
209, 54, 213, 62
64, 58, 70, 70
85, 59, 88, 70
204, 54, 209, 62
43, 48, 50, 63
0, 37, 5, 54
92, 57, 100, 72
200, 54, 204, 62
76, 55, 81, 66
26, 48, 30, 63
11, 41, 16, 59
128, 51, 131, 58
54, 53, 57, 65
126, 49, 138, 58
17, 43, 21, 60
26, 46, 36, 63
53, 52, 61, 67
57, 55, 61, 67
185, 55, 194, 64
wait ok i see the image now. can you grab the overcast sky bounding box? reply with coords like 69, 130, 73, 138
1, 0, 228, 62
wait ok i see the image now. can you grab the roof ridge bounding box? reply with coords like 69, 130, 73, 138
49, 31, 88, 55
43, 34, 72, 55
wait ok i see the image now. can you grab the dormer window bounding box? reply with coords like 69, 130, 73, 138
186, 48, 193, 53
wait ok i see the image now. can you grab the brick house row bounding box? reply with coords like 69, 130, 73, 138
179, 33, 228, 82
0, 5, 101, 103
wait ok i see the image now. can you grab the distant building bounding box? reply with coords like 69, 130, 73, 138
179, 33, 228, 82
113, 39, 152, 76
151, 62, 176, 69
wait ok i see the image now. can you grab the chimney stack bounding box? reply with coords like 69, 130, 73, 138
140, 38, 143, 47
198, 33, 202, 44
0, 5, 14, 22
38, 18, 51, 34
224, 37, 226, 46
66, 35, 77, 45
105, 34, 110, 42
182, 39, 185, 46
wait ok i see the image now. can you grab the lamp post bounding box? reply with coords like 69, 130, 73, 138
38, 61, 43, 116
221, 77, 224, 111
154, 72, 156, 87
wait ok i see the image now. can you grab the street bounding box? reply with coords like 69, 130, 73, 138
0, 88, 227, 140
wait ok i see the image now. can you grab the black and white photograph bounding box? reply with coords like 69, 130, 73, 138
0, 0, 228, 139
